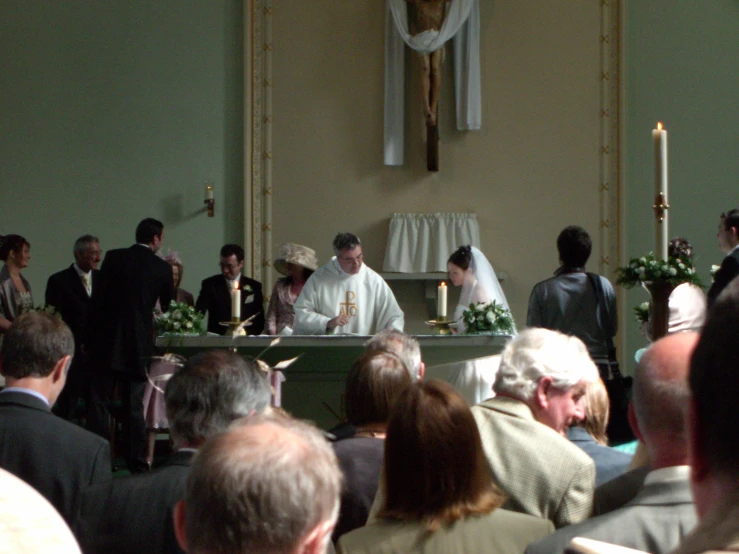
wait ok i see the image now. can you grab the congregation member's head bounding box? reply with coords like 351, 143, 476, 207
332, 233, 363, 275
630, 332, 697, 470
219, 243, 245, 281
365, 329, 425, 380
717, 208, 739, 254
557, 226, 592, 269
380, 380, 504, 529
0, 312, 74, 405
687, 279, 739, 519
165, 349, 271, 450
493, 328, 598, 434
73, 235, 102, 272
668, 236, 694, 262
572, 378, 610, 445
345, 350, 412, 433
174, 415, 342, 554
135, 218, 165, 252
0, 234, 31, 270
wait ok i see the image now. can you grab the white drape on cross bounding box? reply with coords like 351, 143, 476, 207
384, 0, 481, 166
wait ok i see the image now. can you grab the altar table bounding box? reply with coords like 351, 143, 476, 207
155, 334, 510, 429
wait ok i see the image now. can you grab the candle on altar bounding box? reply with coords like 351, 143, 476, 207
652, 122, 669, 260
438, 281, 447, 319
205, 181, 214, 200
231, 280, 241, 320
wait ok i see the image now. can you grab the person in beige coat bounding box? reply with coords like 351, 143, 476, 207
337, 380, 553, 554
471, 328, 599, 528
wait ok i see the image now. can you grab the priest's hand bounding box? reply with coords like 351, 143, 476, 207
327, 314, 350, 331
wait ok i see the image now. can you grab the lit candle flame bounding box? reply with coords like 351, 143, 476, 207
440, 281, 446, 286
233, 281, 240, 291
657, 122, 663, 131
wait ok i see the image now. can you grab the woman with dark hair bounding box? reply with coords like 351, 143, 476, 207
265, 243, 318, 335
332, 350, 411, 543
0, 234, 33, 336
426, 245, 513, 405
337, 380, 554, 553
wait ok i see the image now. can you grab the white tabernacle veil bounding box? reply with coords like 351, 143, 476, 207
454, 247, 511, 330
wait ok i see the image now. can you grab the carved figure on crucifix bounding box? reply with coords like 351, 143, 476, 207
406, 0, 451, 126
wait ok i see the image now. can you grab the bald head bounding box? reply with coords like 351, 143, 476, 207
632, 332, 698, 467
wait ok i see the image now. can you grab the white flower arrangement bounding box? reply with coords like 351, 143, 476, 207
156, 301, 205, 336
461, 301, 515, 335
633, 301, 650, 323
617, 253, 703, 289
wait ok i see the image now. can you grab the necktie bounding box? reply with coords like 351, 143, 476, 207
82, 273, 92, 296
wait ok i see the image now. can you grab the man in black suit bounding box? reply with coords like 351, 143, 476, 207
0, 312, 111, 530
707, 208, 739, 307
88, 218, 173, 473
45, 234, 102, 423
196, 243, 264, 335
76, 349, 271, 554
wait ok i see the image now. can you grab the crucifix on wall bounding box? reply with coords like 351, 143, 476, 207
407, 0, 450, 171
384, 0, 481, 172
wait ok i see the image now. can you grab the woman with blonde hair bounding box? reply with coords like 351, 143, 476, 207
567, 378, 632, 486
337, 380, 553, 553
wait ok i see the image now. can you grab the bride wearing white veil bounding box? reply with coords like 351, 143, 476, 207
426, 245, 514, 405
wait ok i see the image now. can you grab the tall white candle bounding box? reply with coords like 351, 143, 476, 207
231, 281, 241, 320
652, 122, 668, 260
205, 182, 214, 200
438, 281, 447, 319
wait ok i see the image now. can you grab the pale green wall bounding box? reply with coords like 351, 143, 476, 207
0, 1, 244, 298
623, 1, 739, 366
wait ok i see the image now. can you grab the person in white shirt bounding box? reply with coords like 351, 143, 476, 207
294, 233, 404, 335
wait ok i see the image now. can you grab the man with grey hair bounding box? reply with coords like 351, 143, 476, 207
294, 232, 404, 335
45, 234, 102, 422
526, 332, 699, 554
471, 327, 598, 527
76, 350, 271, 554
0, 312, 111, 529
173, 414, 342, 554
365, 328, 424, 381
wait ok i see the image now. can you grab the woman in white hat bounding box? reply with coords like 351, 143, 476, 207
265, 243, 318, 335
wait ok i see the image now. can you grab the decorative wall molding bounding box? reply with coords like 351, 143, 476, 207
599, 0, 622, 279
244, 0, 273, 286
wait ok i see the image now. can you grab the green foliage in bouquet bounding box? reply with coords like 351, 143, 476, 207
461, 301, 515, 335
156, 301, 205, 336
633, 301, 650, 323
617, 253, 703, 289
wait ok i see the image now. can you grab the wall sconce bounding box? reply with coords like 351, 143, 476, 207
204, 181, 215, 217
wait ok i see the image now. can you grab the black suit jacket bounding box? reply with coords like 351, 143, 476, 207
196, 274, 264, 335
76, 450, 192, 554
45, 265, 101, 372
0, 391, 111, 529
707, 249, 739, 307
90, 245, 173, 376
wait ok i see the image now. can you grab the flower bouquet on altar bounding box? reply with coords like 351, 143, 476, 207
461, 301, 515, 335
156, 300, 206, 336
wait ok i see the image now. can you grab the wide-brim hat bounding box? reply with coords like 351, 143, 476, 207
274, 243, 318, 276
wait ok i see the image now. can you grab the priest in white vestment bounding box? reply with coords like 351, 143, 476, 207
293, 233, 404, 335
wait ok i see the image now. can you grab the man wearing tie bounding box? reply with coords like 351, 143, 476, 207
196, 244, 264, 335
45, 235, 102, 423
